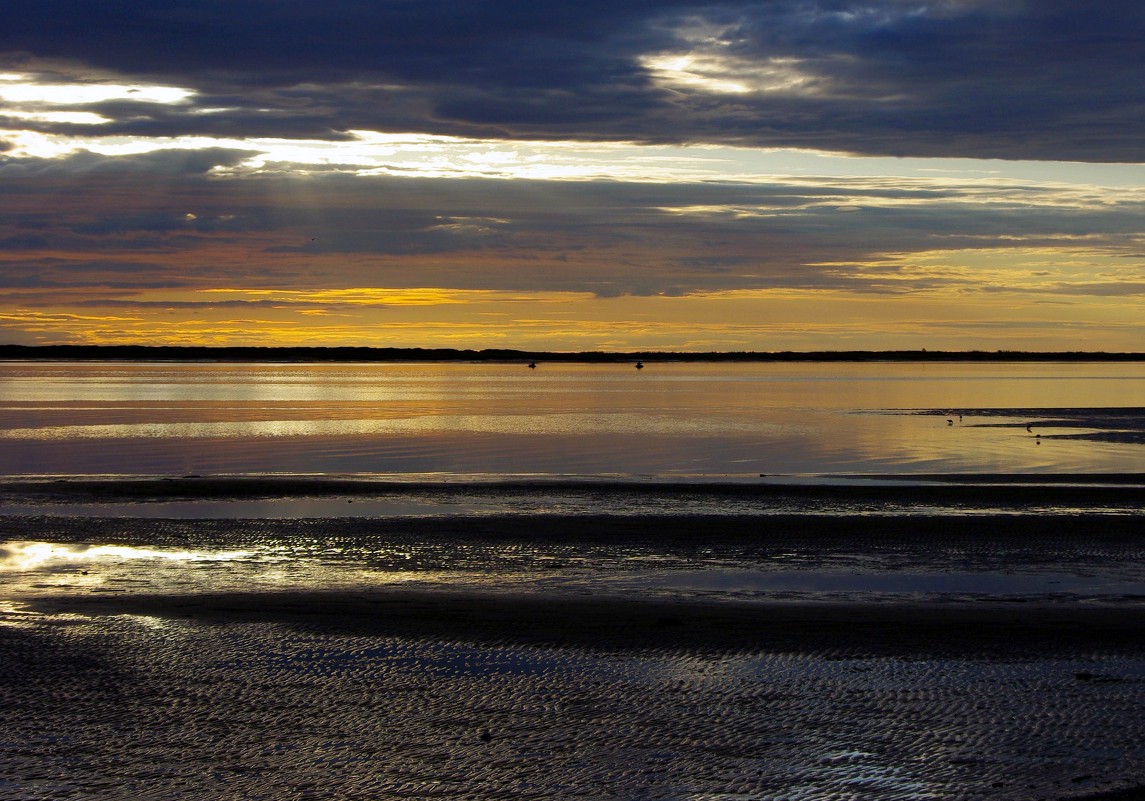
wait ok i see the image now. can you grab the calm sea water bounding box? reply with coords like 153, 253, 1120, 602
0, 360, 1143, 478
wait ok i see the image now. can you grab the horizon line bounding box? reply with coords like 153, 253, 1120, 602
2, 344, 1145, 363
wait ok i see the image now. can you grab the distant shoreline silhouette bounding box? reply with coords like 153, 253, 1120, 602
1, 344, 1143, 363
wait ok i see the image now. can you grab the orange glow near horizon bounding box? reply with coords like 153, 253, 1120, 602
3, 282, 1144, 352
3, 80, 1145, 355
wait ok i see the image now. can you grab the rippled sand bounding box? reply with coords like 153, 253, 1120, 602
2, 479, 1145, 800
4, 593, 1145, 801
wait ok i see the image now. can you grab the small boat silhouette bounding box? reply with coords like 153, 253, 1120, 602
635, 361, 644, 370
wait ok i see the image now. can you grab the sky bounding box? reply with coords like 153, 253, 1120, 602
2, 0, 1145, 352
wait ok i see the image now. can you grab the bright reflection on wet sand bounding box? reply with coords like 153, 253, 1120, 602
2, 502, 1145, 797
0, 541, 252, 570
0, 537, 492, 600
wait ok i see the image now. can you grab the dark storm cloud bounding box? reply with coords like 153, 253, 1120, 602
3, 1, 1144, 160
1, 100, 355, 141
3, 145, 1144, 297
0, 147, 256, 177
0, 259, 196, 289
63, 212, 254, 237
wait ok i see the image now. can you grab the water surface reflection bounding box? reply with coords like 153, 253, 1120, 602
2, 361, 1144, 477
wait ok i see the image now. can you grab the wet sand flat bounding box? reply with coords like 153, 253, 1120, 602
3, 472, 1145, 506
5, 589, 1145, 801
2, 478, 1145, 800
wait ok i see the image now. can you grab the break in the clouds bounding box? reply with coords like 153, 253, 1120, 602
4, 150, 1144, 296
2, 0, 1144, 160
2, 1, 1145, 350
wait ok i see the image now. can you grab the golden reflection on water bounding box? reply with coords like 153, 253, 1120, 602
0, 411, 764, 441
2, 360, 1145, 475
